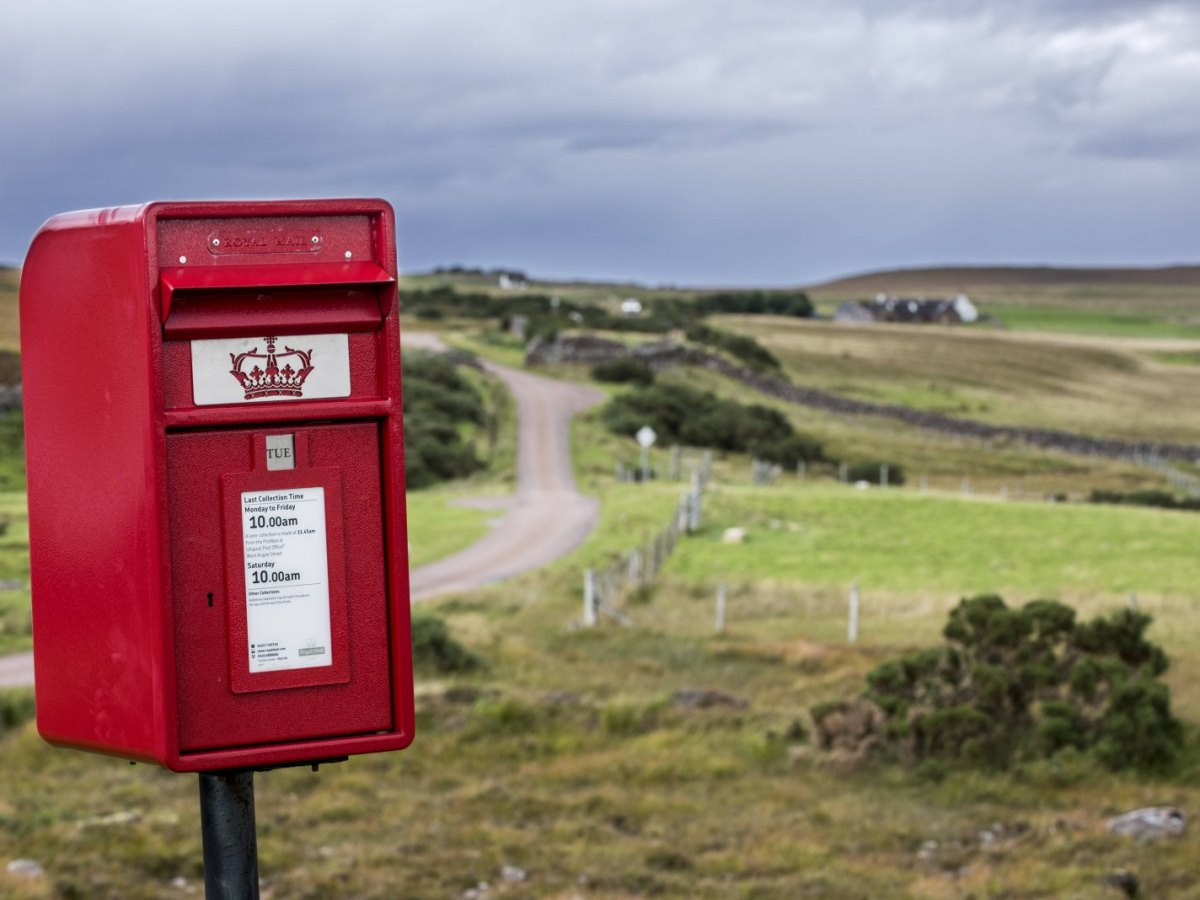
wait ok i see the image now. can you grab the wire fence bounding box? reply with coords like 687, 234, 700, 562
581, 452, 711, 627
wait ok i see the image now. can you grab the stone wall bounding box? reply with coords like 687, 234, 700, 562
526, 334, 1200, 465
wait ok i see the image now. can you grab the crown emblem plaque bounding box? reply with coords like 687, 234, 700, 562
229, 336, 315, 400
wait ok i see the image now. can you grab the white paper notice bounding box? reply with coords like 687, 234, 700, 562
241, 487, 332, 673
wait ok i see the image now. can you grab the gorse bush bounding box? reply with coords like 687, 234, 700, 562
601, 381, 823, 461
410, 615, 484, 674
402, 352, 487, 489
847, 594, 1182, 772
684, 324, 782, 372
0, 688, 35, 736
591, 358, 656, 385
1089, 489, 1200, 512
692, 290, 813, 318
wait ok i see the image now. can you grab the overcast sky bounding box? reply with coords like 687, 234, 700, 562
3, 0, 1199, 284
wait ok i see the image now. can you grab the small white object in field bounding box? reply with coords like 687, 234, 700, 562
722, 527, 746, 544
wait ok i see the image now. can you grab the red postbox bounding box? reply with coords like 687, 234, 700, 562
20, 199, 414, 772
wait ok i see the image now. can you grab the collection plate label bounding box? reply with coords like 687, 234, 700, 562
241, 487, 332, 673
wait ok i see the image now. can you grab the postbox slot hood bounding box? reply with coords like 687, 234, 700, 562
159, 261, 396, 340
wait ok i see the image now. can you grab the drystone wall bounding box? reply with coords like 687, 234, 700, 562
526, 335, 1200, 465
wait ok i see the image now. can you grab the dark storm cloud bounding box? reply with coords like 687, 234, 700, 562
2, 0, 1199, 282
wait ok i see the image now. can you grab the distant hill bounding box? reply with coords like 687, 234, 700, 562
809, 265, 1200, 295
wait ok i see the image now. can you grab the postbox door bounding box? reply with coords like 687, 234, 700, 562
168, 421, 393, 752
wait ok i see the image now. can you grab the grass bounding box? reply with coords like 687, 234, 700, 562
405, 489, 497, 569
0, 269, 19, 352
5, 467, 1200, 895
9, 309, 1200, 895
668, 482, 1200, 598
0, 491, 29, 654
994, 305, 1200, 340
717, 314, 1200, 445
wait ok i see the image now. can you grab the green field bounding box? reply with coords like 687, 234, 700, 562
671, 483, 1200, 598
8, 267, 1200, 895
5, 473, 1200, 896
993, 305, 1200, 339
405, 490, 496, 569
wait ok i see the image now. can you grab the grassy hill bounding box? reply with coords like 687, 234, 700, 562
717, 313, 1200, 446
0, 268, 18, 352
812, 264, 1200, 293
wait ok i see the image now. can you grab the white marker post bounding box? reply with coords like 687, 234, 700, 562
636, 425, 657, 483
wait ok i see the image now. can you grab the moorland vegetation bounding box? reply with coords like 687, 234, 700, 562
5, 265, 1200, 894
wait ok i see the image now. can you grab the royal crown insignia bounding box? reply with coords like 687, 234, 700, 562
229, 336, 315, 400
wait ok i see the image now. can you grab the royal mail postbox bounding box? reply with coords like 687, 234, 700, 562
20, 199, 414, 771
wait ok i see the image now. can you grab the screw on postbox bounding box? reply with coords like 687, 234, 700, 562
20, 199, 414, 771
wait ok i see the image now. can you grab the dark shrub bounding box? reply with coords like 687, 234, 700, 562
693, 290, 814, 318
748, 434, 825, 467
411, 615, 483, 674
601, 381, 816, 459
684, 324, 782, 372
0, 688, 35, 736
592, 358, 655, 385
1089, 489, 1200, 512
844, 594, 1183, 772
402, 352, 487, 488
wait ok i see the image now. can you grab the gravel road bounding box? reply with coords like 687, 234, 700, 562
0, 334, 603, 686
407, 335, 604, 598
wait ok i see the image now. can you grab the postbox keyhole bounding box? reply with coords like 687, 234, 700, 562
207, 592, 214, 609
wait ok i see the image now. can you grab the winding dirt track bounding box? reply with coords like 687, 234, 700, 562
0, 335, 602, 687
406, 336, 604, 599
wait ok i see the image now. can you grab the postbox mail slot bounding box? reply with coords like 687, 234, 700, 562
160, 262, 395, 340
168, 420, 393, 753
163, 286, 383, 340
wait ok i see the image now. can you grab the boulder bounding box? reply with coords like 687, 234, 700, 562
1106, 807, 1185, 841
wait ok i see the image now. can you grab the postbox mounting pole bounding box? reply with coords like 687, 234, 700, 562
199, 770, 259, 899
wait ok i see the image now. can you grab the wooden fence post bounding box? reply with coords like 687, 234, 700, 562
583, 569, 597, 627
848, 582, 860, 644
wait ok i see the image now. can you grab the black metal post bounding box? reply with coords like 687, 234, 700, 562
199, 770, 259, 899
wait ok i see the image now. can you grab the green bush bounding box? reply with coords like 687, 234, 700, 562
846, 461, 905, 485
0, 688, 35, 736
849, 594, 1183, 772
684, 324, 782, 372
1089, 489, 1200, 512
0, 410, 26, 491
410, 614, 484, 674
693, 290, 813, 318
601, 381, 820, 460
749, 434, 825, 467
402, 352, 486, 489
591, 358, 655, 385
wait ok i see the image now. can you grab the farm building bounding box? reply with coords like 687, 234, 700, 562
835, 293, 979, 324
